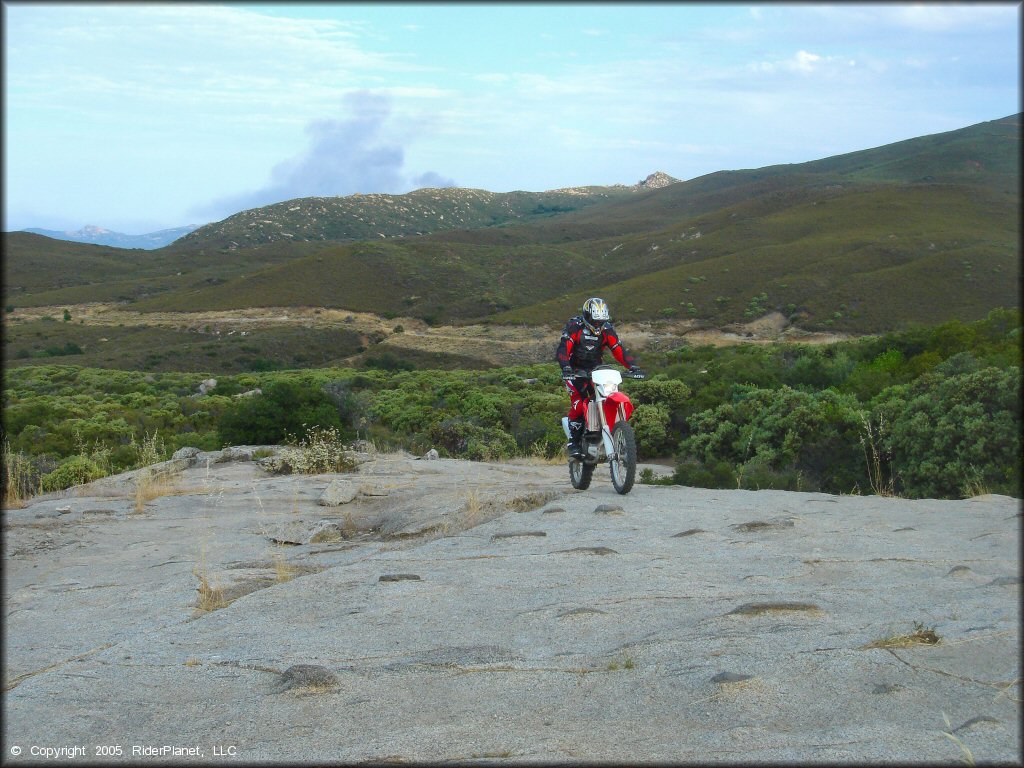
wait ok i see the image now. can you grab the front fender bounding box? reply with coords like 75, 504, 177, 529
603, 391, 633, 428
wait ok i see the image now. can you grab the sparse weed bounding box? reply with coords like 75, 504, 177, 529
605, 655, 635, 671
941, 712, 976, 766
129, 430, 166, 469
271, 553, 300, 583
639, 467, 675, 486
960, 466, 991, 499
3, 436, 39, 507
860, 621, 941, 650
859, 412, 896, 497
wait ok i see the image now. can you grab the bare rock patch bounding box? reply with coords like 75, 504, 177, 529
731, 517, 795, 533
672, 528, 706, 538
491, 531, 547, 540
711, 671, 757, 685
727, 602, 822, 616
276, 664, 339, 693
552, 546, 618, 556
379, 574, 421, 583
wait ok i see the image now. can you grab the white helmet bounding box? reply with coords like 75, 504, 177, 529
582, 297, 610, 327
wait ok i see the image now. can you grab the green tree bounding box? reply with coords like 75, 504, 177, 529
217, 381, 347, 446
875, 367, 1021, 498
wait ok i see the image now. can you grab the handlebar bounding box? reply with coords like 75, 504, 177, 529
568, 366, 646, 380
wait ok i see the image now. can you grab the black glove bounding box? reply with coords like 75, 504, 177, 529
561, 365, 575, 380
628, 366, 646, 380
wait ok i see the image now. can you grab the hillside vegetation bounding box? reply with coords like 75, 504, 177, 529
174, 185, 639, 251
3, 114, 1018, 338
4, 310, 1019, 502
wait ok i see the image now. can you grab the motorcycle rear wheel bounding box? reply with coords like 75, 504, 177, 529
610, 421, 637, 495
569, 458, 594, 490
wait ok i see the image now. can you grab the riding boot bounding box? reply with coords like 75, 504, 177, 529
567, 418, 586, 459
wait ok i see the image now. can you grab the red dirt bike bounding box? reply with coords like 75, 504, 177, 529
561, 364, 644, 494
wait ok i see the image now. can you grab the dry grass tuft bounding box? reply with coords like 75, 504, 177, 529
192, 549, 231, 612
194, 570, 230, 612
134, 473, 210, 512
271, 553, 301, 583
861, 621, 941, 650
462, 489, 483, 527
960, 466, 991, 499
3, 437, 38, 508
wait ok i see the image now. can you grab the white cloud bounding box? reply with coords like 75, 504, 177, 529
800, 4, 1019, 36
5, 4, 417, 117
891, 4, 1016, 33
794, 50, 822, 72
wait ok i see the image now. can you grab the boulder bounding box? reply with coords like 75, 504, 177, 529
172, 447, 201, 461
217, 447, 254, 463
318, 479, 358, 506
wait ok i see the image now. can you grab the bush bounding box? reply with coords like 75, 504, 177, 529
40, 454, 106, 492
217, 381, 347, 446
268, 426, 356, 474
631, 403, 671, 458
428, 418, 516, 461
672, 457, 736, 488
679, 386, 865, 494
875, 367, 1021, 498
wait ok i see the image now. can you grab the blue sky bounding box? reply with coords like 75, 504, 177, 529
3, 2, 1020, 233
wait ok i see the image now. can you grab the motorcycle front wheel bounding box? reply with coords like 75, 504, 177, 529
610, 421, 637, 495
569, 458, 594, 490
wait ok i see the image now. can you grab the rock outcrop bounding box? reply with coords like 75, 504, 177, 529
3, 450, 1019, 763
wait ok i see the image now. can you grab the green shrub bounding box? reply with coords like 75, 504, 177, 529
40, 454, 106, 492
631, 403, 671, 458
217, 381, 347, 446
672, 457, 736, 488
875, 367, 1021, 498
428, 418, 516, 461
680, 386, 865, 494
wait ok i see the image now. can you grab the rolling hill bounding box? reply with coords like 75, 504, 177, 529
172, 184, 652, 252
3, 115, 1018, 336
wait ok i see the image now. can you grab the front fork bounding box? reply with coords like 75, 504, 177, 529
562, 401, 620, 460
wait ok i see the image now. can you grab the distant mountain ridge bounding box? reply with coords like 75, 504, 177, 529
174, 174, 678, 252
22, 224, 201, 250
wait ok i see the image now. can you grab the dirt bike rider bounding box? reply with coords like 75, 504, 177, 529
556, 297, 644, 459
